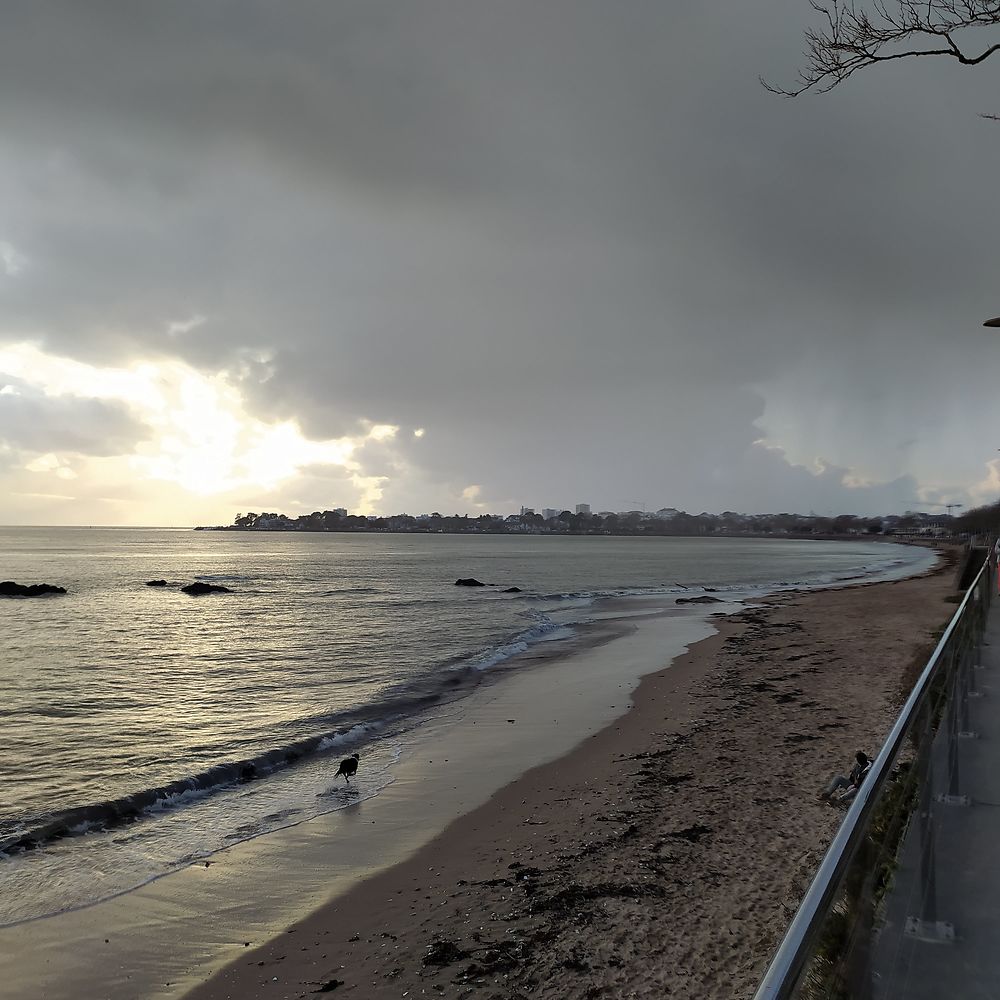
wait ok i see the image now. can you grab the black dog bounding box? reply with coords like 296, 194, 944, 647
335, 753, 360, 783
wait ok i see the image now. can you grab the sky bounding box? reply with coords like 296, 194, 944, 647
1, 1, 999, 526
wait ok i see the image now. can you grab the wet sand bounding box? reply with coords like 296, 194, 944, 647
0, 595, 722, 999
188, 553, 956, 1000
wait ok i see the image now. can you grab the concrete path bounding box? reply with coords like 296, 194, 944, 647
872, 598, 1000, 999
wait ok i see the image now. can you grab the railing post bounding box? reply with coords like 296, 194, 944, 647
947, 676, 961, 797
905, 697, 955, 941
844, 847, 877, 1000
960, 652, 972, 730
917, 706, 938, 927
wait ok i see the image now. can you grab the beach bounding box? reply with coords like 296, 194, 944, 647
186, 551, 956, 1000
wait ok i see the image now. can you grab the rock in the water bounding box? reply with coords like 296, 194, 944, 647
145, 580, 168, 587
0, 581, 67, 598
502, 586, 522, 593
454, 578, 486, 587
181, 582, 232, 595
675, 595, 723, 604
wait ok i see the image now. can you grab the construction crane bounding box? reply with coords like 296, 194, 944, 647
906, 502, 963, 515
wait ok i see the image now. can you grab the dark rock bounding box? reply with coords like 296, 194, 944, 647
423, 938, 469, 966
145, 580, 168, 587
315, 980, 345, 993
454, 578, 486, 587
181, 582, 232, 595
502, 586, 523, 593
675, 595, 723, 604
0, 581, 67, 598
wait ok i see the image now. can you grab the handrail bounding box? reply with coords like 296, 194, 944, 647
753, 555, 992, 1000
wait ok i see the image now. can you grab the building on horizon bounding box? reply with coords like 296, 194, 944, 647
520, 506, 535, 516
541, 508, 561, 521
575, 503, 591, 516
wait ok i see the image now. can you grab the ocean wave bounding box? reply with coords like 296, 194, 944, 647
530, 553, 929, 604
2, 546, 929, 861
0, 608, 581, 859
0, 722, 378, 857
461, 617, 573, 671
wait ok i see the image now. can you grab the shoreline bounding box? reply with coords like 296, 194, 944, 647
186, 549, 956, 1000
0, 587, 726, 998
1, 541, 934, 929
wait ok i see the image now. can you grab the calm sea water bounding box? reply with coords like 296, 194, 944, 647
0, 529, 936, 923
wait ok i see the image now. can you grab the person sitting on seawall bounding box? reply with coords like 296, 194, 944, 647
819, 751, 872, 804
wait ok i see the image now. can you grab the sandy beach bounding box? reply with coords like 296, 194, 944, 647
186, 550, 956, 1000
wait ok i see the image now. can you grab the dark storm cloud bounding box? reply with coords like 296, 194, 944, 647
0, 379, 149, 456
1, 0, 998, 516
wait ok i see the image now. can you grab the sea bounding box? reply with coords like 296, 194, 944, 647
0, 528, 938, 927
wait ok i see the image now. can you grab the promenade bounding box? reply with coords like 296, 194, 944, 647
873, 589, 1000, 998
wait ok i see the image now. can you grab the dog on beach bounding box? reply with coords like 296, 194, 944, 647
335, 753, 360, 783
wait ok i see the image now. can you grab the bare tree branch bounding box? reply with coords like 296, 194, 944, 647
763, 0, 1000, 96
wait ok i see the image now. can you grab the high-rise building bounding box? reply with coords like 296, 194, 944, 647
541, 508, 561, 521
575, 503, 591, 516
520, 506, 535, 516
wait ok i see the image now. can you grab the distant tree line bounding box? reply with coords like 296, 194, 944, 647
953, 500, 1000, 536
208, 508, 957, 538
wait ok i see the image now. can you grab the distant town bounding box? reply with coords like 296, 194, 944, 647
197, 504, 965, 537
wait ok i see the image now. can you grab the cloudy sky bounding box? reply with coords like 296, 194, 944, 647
1, 1, 999, 526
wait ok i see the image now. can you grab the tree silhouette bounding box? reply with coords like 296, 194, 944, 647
766, 0, 1000, 105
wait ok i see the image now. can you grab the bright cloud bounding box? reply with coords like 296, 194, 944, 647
166, 314, 207, 337
0, 342, 402, 516
25, 452, 78, 479
0, 240, 26, 277
969, 461, 1000, 508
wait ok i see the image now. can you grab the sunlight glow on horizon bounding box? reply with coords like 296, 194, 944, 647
0, 342, 400, 509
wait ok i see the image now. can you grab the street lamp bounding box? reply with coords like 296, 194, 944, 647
986, 317, 1000, 327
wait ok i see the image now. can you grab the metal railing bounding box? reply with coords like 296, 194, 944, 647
754, 554, 993, 1000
